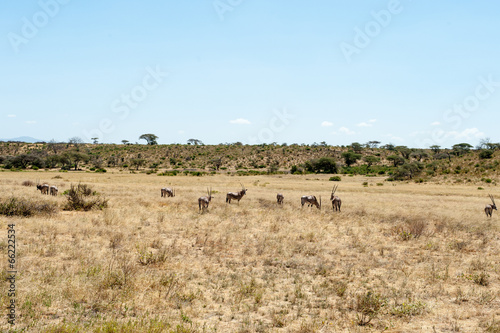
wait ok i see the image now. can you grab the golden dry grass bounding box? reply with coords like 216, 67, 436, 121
1, 171, 499, 332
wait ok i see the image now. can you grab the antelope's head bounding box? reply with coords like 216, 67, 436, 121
313, 196, 321, 209
330, 185, 338, 201
240, 183, 247, 195
489, 194, 497, 210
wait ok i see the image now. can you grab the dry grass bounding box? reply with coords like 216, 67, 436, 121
0, 171, 499, 332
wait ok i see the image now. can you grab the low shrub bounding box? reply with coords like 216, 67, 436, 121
0, 197, 57, 217
21, 180, 35, 187
64, 183, 108, 211
356, 291, 385, 326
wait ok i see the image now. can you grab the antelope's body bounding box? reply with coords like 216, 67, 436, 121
485, 194, 497, 217
276, 193, 284, 205
330, 185, 342, 212
226, 184, 247, 204
49, 186, 58, 196
301, 195, 321, 209
37, 184, 50, 195
199, 188, 213, 212
161, 187, 175, 197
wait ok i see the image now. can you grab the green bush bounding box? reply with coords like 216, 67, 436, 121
479, 150, 494, 159
158, 170, 178, 176
329, 176, 341, 181
305, 157, 339, 174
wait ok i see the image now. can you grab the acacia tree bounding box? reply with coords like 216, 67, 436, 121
139, 134, 158, 145
187, 139, 204, 145
63, 151, 90, 170
342, 152, 362, 167
452, 143, 472, 156
363, 155, 380, 168
387, 155, 405, 167
429, 145, 441, 154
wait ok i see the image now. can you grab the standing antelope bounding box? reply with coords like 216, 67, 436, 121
277, 193, 284, 205
485, 194, 497, 217
330, 185, 341, 212
226, 183, 247, 204
161, 187, 175, 197
301, 195, 321, 209
49, 185, 58, 196
36, 183, 50, 195
199, 187, 213, 212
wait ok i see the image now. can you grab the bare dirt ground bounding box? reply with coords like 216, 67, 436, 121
1, 171, 499, 332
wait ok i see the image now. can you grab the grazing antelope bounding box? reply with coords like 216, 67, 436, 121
485, 194, 497, 217
49, 185, 58, 196
161, 187, 175, 197
36, 183, 50, 195
330, 185, 341, 212
277, 193, 284, 205
198, 187, 213, 212
301, 195, 321, 209
226, 183, 247, 204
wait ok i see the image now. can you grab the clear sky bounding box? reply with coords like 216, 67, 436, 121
1, 0, 499, 148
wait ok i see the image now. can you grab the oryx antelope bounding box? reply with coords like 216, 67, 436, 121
330, 185, 341, 212
36, 183, 50, 195
277, 193, 284, 205
226, 183, 247, 204
49, 185, 58, 196
485, 194, 497, 217
301, 195, 321, 209
198, 187, 213, 212
161, 187, 175, 197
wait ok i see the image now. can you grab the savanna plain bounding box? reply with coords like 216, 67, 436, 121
1, 172, 499, 332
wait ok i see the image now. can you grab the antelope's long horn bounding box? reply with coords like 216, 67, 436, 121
490, 194, 495, 204
240, 183, 244, 189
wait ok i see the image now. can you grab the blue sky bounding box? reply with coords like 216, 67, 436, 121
1, 0, 499, 148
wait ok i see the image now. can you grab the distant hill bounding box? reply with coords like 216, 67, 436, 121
0, 136, 44, 143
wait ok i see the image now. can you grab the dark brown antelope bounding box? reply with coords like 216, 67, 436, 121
49, 185, 58, 196
199, 187, 213, 212
36, 181, 50, 195
161, 187, 175, 197
276, 193, 284, 205
330, 185, 341, 212
301, 195, 321, 209
485, 194, 497, 217
226, 183, 247, 204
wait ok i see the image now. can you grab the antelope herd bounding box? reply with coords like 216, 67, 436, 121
36, 182, 58, 196
30, 179, 497, 217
